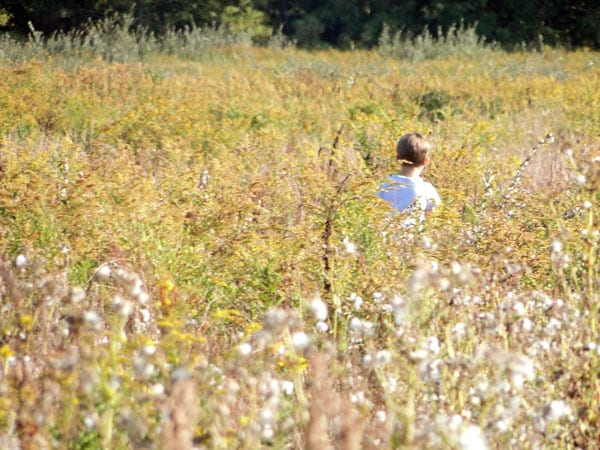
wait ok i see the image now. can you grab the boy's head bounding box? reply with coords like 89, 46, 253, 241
396, 132, 431, 167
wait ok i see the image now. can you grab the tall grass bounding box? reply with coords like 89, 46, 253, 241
0, 24, 599, 449
0, 14, 292, 66
378, 22, 494, 61
0, 15, 491, 66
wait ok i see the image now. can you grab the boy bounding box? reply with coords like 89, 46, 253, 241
377, 132, 441, 216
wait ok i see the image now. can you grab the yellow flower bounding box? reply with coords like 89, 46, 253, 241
245, 322, 263, 335
211, 309, 243, 323
19, 314, 33, 331
0, 344, 13, 359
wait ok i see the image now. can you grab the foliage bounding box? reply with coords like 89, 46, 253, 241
0, 41, 599, 449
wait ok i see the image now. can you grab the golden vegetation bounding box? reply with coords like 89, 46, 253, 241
0, 44, 599, 448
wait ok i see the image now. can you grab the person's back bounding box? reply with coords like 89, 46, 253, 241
377, 174, 440, 212
377, 132, 441, 216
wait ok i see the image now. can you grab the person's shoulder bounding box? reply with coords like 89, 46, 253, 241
422, 180, 441, 204
422, 179, 437, 189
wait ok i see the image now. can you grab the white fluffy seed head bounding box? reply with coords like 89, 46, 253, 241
551, 240, 563, 254
315, 321, 329, 332
15, 254, 27, 268
95, 265, 111, 281
291, 332, 311, 352
309, 297, 328, 321
238, 342, 252, 356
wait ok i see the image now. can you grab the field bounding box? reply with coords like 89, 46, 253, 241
1, 35, 599, 449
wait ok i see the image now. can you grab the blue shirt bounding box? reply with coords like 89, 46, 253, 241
377, 174, 441, 213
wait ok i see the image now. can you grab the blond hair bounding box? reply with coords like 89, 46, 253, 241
396, 132, 431, 167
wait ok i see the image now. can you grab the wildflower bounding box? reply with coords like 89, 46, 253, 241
543, 400, 571, 421
349, 317, 363, 333
513, 301, 525, 316
95, 265, 111, 281
452, 322, 467, 338
520, 318, 533, 332
83, 310, 102, 330
546, 317, 562, 335
129, 277, 144, 299
139, 308, 152, 322
422, 236, 433, 249
408, 267, 429, 295
259, 408, 274, 426
15, 254, 27, 268
451, 261, 462, 275
375, 349, 392, 365
83, 414, 96, 429
150, 383, 165, 396
494, 418, 510, 433
433, 415, 488, 450
113, 295, 133, 318
582, 342, 600, 355
575, 173, 586, 186
375, 410, 387, 423
362, 320, 374, 337
0, 344, 13, 359
343, 236, 357, 254
387, 377, 398, 392
315, 321, 328, 332
551, 240, 563, 254
263, 308, 290, 331
373, 292, 384, 303
425, 336, 440, 355
391, 295, 409, 325
458, 424, 488, 450
238, 342, 252, 356
291, 332, 311, 352
225, 379, 240, 395
137, 291, 150, 305
199, 170, 210, 189
262, 425, 275, 441
350, 391, 366, 404
409, 349, 428, 362
132, 355, 155, 378
508, 355, 535, 388
309, 297, 328, 321
281, 380, 294, 395
70, 287, 86, 304
142, 344, 156, 356
532, 340, 551, 354
350, 292, 363, 310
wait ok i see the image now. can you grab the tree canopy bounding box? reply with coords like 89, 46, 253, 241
1, 0, 598, 49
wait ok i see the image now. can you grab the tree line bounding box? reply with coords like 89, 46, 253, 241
1, 0, 599, 50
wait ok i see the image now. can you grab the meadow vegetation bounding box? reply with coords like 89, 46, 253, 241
0, 24, 599, 449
